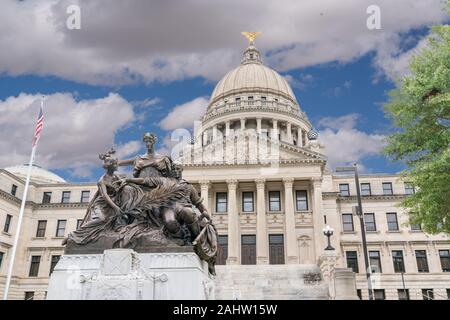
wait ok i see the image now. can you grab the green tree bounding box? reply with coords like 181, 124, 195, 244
384, 2, 450, 234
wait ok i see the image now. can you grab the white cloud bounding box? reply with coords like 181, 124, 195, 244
317, 114, 385, 169
0, 0, 447, 85
0, 92, 136, 177
159, 97, 208, 131
285, 73, 314, 90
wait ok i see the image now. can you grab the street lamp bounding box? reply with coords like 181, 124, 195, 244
336, 163, 373, 300
322, 225, 335, 250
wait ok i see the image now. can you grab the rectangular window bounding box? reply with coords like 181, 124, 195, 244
76, 219, 83, 230
49, 255, 60, 275
0, 252, 4, 269
404, 183, 415, 195
56, 220, 67, 237
341, 214, 354, 232
241, 235, 256, 265
242, 192, 254, 212
373, 289, 385, 300
11, 184, 17, 196
392, 250, 405, 273
415, 250, 429, 272
42, 192, 52, 204
386, 213, 399, 231
295, 190, 308, 211
24, 292, 34, 300
398, 289, 409, 300
364, 213, 376, 232
29, 255, 41, 277
369, 251, 382, 273
261, 96, 267, 101
248, 96, 254, 100
382, 182, 393, 195
61, 191, 71, 203
439, 250, 450, 272
422, 289, 434, 300
269, 234, 285, 265
80, 191, 90, 203
360, 183, 371, 196
36, 220, 47, 238
235, 97, 241, 102
268, 191, 281, 211
215, 192, 228, 213
411, 223, 422, 231
216, 235, 228, 265
3, 214, 12, 233
339, 184, 350, 196
346, 251, 359, 273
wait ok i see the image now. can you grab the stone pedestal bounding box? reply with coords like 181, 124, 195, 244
46, 249, 214, 300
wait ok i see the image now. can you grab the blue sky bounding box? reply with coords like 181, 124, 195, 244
0, 0, 448, 182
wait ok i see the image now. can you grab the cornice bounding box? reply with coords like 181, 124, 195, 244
337, 195, 406, 202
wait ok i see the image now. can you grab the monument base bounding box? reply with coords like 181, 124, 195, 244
46, 249, 214, 300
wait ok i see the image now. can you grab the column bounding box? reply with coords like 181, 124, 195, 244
297, 129, 302, 147
256, 178, 269, 264
225, 121, 231, 137
256, 118, 262, 134
240, 118, 246, 132
312, 178, 325, 260
272, 120, 278, 139
212, 125, 218, 141
283, 178, 299, 264
199, 180, 210, 212
286, 122, 293, 144
202, 130, 208, 146
226, 179, 239, 265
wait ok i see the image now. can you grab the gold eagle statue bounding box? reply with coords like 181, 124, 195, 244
241, 31, 261, 45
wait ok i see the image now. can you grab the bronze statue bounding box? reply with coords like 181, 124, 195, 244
64, 133, 218, 275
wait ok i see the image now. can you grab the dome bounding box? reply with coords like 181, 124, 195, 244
5, 164, 66, 184
209, 45, 297, 106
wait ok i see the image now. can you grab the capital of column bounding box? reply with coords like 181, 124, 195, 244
283, 177, 294, 189
311, 177, 323, 188
226, 179, 238, 190
255, 178, 266, 189
199, 180, 210, 190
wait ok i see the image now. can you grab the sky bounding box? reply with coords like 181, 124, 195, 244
0, 0, 448, 182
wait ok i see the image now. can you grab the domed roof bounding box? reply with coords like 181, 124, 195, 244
5, 164, 66, 184
209, 45, 297, 105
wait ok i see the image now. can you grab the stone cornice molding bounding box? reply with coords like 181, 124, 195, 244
337, 195, 406, 202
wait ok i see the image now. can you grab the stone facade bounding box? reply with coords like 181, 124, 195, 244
1, 41, 449, 300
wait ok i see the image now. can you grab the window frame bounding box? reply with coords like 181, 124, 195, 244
61, 191, 71, 203
386, 212, 399, 231
346, 251, 359, 273
268, 234, 285, 265
415, 250, 429, 273
364, 213, 377, 232
392, 250, 405, 273
36, 220, 47, 238
339, 183, 350, 196
439, 249, 450, 272
11, 184, 17, 196
56, 219, 67, 238
360, 183, 371, 196
404, 182, 415, 195
49, 255, 61, 275
241, 191, 254, 212
295, 190, 308, 211
42, 192, 52, 204
268, 191, 281, 212
382, 182, 393, 195
3, 214, 12, 233
215, 192, 228, 213
80, 190, 90, 203
369, 250, 382, 273
28, 255, 41, 277
373, 289, 386, 300
342, 214, 354, 232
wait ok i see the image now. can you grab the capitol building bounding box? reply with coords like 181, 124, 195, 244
1, 40, 449, 300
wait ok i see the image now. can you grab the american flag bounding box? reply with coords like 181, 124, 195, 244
32, 105, 44, 147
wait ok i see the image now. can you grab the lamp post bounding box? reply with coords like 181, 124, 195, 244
323, 225, 335, 250
336, 163, 373, 300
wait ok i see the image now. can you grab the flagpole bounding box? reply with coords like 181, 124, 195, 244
3, 98, 43, 300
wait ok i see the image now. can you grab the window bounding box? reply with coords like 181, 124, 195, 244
36, 220, 47, 238
369, 251, 382, 273
346, 251, 359, 273
295, 190, 308, 211
382, 182, 393, 195
56, 220, 67, 237
342, 214, 354, 232
422, 289, 434, 300
76, 219, 84, 230
235, 97, 241, 102
360, 183, 371, 196
216, 235, 228, 265
339, 184, 350, 196
398, 289, 409, 300
42, 192, 52, 204
261, 96, 267, 101
11, 184, 17, 196
241, 235, 256, 265
248, 96, 254, 100
0, 252, 4, 269
447, 289, 450, 299
269, 234, 285, 265
386, 213, 399, 231
373, 289, 385, 300
29, 255, 41, 277
268, 191, 281, 211
404, 183, 415, 195
364, 213, 376, 232
439, 250, 450, 272
80, 191, 90, 203
415, 250, 429, 273
410, 223, 422, 231
3, 214, 12, 233
49, 255, 60, 275
61, 191, 71, 203
216, 192, 228, 213
392, 250, 405, 273
24, 292, 34, 300
242, 192, 254, 212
